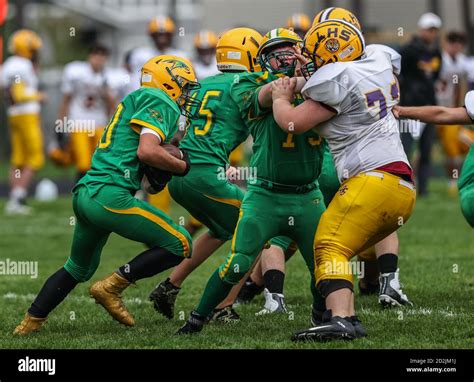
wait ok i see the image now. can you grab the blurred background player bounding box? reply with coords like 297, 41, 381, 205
436, 31, 473, 195
52, 44, 115, 180
399, 12, 443, 197
286, 13, 311, 39
192, 29, 219, 80
2, 29, 46, 215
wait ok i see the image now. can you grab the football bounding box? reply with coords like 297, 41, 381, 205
162, 143, 182, 159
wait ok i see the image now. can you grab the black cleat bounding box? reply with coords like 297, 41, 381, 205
379, 269, 412, 307
209, 305, 241, 323
349, 315, 367, 338
175, 311, 206, 335
149, 278, 180, 319
358, 279, 380, 296
235, 277, 264, 305
311, 307, 324, 326
292, 310, 356, 342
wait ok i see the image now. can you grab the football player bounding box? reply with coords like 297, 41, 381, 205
2, 29, 45, 215
192, 29, 220, 80
271, 20, 416, 341
239, 8, 412, 310
13, 55, 199, 334
176, 28, 331, 335
286, 13, 311, 39
436, 31, 472, 195
149, 28, 295, 322
54, 44, 116, 180
395, 92, 474, 227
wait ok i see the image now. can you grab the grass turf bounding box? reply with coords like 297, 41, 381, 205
0, 180, 473, 349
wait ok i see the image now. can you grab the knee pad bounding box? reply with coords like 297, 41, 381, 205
218, 252, 253, 284
64, 257, 98, 282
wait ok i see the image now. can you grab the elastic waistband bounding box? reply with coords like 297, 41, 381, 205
363, 171, 416, 191
253, 178, 318, 194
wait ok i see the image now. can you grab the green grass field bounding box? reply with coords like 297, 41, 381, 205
0, 180, 473, 349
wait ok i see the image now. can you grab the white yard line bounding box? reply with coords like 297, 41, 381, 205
3, 292, 146, 305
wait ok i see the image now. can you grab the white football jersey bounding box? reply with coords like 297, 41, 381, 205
1, 55, 40, 116
302, 44, 409, 182
437, 51, 467, 107
193, 57, 220, 80
128, 46, 188, 92
61, 61, 111, 126
465, 91, 474, 120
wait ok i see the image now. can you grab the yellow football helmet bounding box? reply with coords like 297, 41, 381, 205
313, 7, 362, 31
141, 55, 201, 117
148, 16, 175, 34
194, 30, 218, 50
286, 13, 311, 37
8, 29, 42, 60
302, 19, 365, 79
216, 27, 263, 72
258, 28, 302, 76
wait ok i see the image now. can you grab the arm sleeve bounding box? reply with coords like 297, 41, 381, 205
130, 91, 173, 142
302, 77, 349, 114
231, 72, 272, 120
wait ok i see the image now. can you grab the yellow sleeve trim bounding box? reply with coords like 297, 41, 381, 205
130, 118, 166, 141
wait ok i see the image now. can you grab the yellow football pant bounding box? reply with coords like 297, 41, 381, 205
148, 186, 171, 215
70, 127, 104, 173
9, 113, 44, 170
314, 171, 416, 285
437, 125, 473, 158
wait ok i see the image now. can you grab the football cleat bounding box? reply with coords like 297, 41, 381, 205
358, 279, 380, 296
350, 315, 367, 338
256, 288, 288, 315
292, 312, 356, 342
149, 278, 180, 319
5, 199, 32, 215
13, 313, 47, 335
209, 305, 240, 323
175, 311, 206, 335
311, 307, 323, 326
379, 268, 413, 307
89, 272, 135, 326
235, 277, 264, 305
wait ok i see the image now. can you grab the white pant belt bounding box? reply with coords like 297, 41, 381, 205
364, 171, 415, 191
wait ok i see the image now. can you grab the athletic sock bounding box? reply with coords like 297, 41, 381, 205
10, 186, 27, 202
118, 247, 183, 283
263, 269, 285, 294
377, 253, 398, 274
28, 267, 79, 318
196, 269, 233, 317
311, 278, 326, 313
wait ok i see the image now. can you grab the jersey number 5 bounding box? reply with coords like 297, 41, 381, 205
194, 90, 223, 136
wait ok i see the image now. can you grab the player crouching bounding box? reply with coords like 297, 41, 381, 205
14, 55, 199, 334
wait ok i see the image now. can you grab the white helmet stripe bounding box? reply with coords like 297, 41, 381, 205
321, 7, 335, 21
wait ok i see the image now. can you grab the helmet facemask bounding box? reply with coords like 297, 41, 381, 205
259, 44, 299, 76
168, 69, 202, 119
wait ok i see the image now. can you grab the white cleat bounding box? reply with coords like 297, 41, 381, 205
379, 268, 413, 307
4, 200, 32, 216
256, 288, 288, 315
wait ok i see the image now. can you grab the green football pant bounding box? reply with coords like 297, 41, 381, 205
460, 184, 474, 227
169, 164, 293, 248
64, 184, 192, 282
319, 146, 340, 207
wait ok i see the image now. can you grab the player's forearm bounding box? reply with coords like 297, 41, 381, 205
258, 83, 273, 109
137, 143, 187, 174
398, 105, 470, 125
273, 98, 299, 134
294, 77, 306, 93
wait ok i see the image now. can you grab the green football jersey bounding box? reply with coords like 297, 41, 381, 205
180, 72, 249, 166
459, 144, 474, 191
76, 87, 180, 195
231, 71, 324, 186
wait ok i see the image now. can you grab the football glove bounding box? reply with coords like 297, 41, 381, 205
173, 149, 191, 177
142, 165, 172, 193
